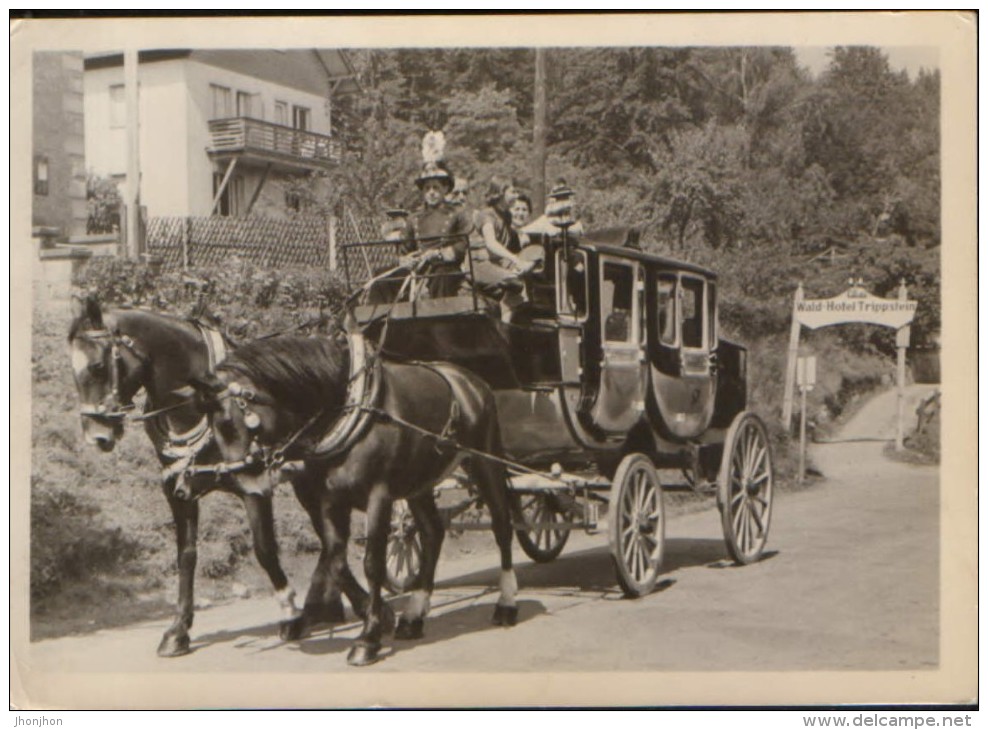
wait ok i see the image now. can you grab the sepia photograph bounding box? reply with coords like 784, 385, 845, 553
9, 12, 977, 710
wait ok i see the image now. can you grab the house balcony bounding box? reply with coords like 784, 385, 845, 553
207, 117, 342, 173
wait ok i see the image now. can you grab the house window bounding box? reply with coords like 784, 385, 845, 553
212, 172, 245, 217
274, 101, 288, 126
292, 105, 310, 131
109, 84, 125, 128
285, 190, 303, 212
34, 155, 49, 196
210, 84, 232, 119
236, 91, 252, 118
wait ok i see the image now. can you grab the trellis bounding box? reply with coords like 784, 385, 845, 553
145, 212, 379, 272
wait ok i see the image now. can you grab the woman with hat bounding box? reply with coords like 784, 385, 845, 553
467, 176, 535, 317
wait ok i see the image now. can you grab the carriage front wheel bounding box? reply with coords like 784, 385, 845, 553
513, 492, 570, 563
718, 412, 774, 565
608, 452, 665, 597
385, 500, 423, 595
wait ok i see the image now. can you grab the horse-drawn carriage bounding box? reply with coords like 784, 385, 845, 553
343, 224, 774, 598
68, 220, 773, 665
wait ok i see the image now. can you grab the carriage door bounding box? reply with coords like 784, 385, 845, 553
647, 273, 717, 439
590, 258, 647, 435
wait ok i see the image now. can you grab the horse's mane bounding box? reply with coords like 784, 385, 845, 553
219, 336, 348, 416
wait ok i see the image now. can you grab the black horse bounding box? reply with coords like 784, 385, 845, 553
67, 295, 343, 657
190, 332, 519, 666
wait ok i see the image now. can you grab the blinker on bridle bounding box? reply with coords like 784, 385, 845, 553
77, 328, 143, 421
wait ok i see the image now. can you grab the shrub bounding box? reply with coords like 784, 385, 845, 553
75, 258, 349, 339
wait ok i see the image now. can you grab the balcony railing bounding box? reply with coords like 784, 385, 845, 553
207, 117, 342, 168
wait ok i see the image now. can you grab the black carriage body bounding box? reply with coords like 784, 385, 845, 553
349, 229, 747, 469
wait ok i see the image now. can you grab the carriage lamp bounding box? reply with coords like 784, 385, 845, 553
244, 411, 261, 430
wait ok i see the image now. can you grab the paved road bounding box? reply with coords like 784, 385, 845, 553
27, 387, 938, 683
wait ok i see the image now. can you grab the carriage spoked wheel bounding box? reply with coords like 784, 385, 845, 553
385, 499, 423, 595
608, 452, 665, 598
718, 412, 774, 565
513, 492, 570, 563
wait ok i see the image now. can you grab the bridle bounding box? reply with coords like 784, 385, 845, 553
76, 328, 147, 422
182, 380, 327, 482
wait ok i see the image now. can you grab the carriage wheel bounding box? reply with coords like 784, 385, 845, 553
608, 453, 665, 597
718, 412, 774, 565
385, 500, 422, 595
513, 492, 570, 563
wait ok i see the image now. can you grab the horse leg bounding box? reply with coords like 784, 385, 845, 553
158, 480, 199, 657
323, 498, 371, 621
240, 493, 302, 632
347, 492, 395, 666
279, 479, 347, 641
467, 457, 519, 627
395, 493, 444, 640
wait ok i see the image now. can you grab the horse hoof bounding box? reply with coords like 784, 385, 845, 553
280, 616, 308, 641
395, 617, 424, 640
491, 604, 518, 627
157, 632, 191, 657
347, 643, 381, 667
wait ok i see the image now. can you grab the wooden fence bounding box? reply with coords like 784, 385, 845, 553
145, 214, 379, 271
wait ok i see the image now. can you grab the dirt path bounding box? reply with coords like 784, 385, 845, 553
25, 386, 939, 691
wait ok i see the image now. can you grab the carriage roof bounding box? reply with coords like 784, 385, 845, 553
573, 227, 718, 280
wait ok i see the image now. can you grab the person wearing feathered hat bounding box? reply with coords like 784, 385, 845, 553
387, 131, 473, 298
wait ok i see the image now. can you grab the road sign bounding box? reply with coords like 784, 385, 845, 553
797, 356, 817, 390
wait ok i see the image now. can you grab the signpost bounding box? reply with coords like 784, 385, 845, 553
796, 356, 816, 484
782, 280, 918, 450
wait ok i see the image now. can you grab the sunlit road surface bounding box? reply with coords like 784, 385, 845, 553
30, 386, 938, 676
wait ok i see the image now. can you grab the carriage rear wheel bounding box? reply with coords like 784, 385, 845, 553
385, 500, 423, 595
608, 452, 665, 598
718, 412, 774, 565
513, 492, 570, 563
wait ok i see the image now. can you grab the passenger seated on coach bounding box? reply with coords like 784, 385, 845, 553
467, 176, 536, 320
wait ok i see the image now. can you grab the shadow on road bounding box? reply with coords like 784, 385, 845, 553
438, 537, 733, 594
185, 536, 755, 660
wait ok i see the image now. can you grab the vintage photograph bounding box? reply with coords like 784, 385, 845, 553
10, 13, 977, 709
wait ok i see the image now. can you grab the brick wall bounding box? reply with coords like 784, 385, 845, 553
32, 52, 87, 239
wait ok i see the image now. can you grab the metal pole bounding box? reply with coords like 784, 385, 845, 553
781, 283, 804, 430
124, 49, 141, 260
798, 382, 807, 484
533, 48, 547, 215
895, 280, 910, 451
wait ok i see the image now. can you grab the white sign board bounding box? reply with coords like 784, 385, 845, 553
795, 288, 918, 330
797, 356, 817, 389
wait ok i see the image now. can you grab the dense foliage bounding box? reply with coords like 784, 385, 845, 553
326, 46, 940, 345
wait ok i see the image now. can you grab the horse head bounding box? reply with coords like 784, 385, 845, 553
68, 294, 149, 451
188, 336, 347, 497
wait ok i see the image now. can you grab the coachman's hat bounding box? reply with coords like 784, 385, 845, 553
415, 161, 454, 192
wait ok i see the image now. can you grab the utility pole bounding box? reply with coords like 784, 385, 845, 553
124, 49, 141, 259
533, 48, 547, 215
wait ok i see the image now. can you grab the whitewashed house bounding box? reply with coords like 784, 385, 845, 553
84, 49, 359, 218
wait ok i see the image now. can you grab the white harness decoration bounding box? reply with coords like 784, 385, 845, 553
310, 330, 382, 459
158, 324, 228, 482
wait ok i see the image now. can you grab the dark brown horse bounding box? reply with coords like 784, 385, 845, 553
190, 332, 519, 666
67, 295, 343, 657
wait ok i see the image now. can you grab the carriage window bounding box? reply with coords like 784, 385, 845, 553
602, 262, 635, 343
556, 250, 588, 319
707, 281, 717, 349
681, 277, 705, 349
656, 275, 677, 346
